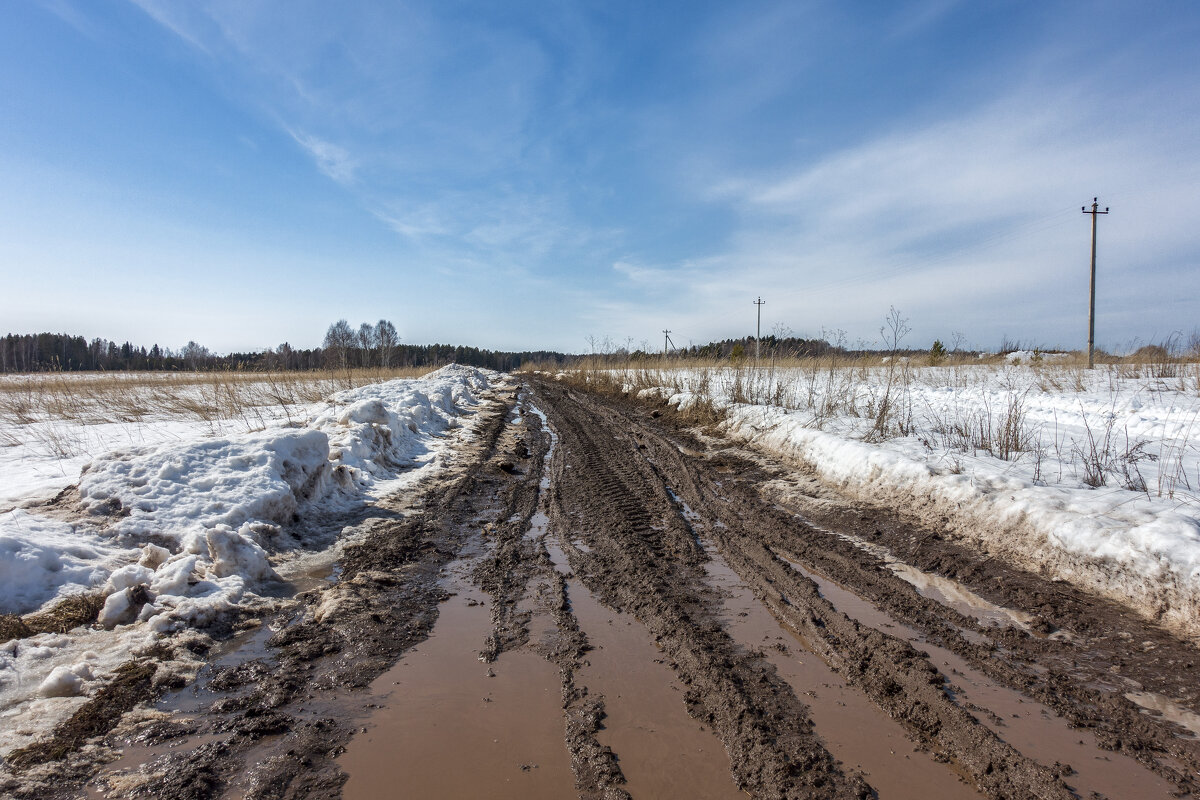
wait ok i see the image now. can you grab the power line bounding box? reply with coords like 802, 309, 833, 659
753, 297, 765, 365
1083, 197, 1110, 369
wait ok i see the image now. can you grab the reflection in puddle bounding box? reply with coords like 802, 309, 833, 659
701, 543, 984, 800
887, 561, 1034, 629
525, 402, 556, 492
1125, 691, 1200, 739
779, 509, 1034, 630
774, 556, 1181, 800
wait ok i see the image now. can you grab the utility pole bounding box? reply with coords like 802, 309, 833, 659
662, 329, 671, 362
753, 297, 765, 365
1082, 198, 1109, 369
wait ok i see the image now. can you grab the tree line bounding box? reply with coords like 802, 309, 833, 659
0, 326, 948, 376
0, 325, 568, 374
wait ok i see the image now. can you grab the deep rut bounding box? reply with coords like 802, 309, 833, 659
529, 378, 1198, 800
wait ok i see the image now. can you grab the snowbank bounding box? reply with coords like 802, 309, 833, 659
621, 363, 1200, 642
79, 428, 334, 541
30, 364, 496, 634
0, 365, 500, 754
718, 403, 1200, 640
1004, 350, 1070, 364
0, 513, 123, 613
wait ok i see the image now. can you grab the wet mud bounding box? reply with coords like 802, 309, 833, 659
6, 376, 1199, 800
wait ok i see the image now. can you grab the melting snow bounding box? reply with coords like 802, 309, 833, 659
0, 364, 500, 754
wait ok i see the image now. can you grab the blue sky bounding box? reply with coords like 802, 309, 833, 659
2, 1, 1198, 354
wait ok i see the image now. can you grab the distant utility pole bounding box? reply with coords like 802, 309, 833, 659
753, 297, 765, 365
662, 329, 672, 362
1082, 197, 1109, 369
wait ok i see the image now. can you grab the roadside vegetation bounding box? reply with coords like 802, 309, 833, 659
531, 325, 1200, 508
0, 368, 431, 459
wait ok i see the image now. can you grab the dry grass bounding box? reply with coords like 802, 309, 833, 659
0, 367, 434, 439
531, 353, 1200, 503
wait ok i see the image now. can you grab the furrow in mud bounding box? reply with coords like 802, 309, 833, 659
469, 396, 637, 800
712, 445, 1200, 793
532, 378, 1199, 800
535, 382, 871, 799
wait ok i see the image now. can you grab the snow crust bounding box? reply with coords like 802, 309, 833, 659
0, 512, 121, 613
0, 364, 499, 754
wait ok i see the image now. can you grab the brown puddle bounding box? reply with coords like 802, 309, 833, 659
776, 554, 1183, 800
1124, 691, 1200, 739
567, 577, 744, 799
772, 503, 1035, 631
701, 544, 983, 800
538, 520, 744, 799
339, 549, 575, 800
85, 730, 227, 799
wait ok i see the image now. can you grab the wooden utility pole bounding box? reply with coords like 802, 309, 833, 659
1082, 198, 1109, 369
662, 329, 672, 362
753, 297, 765, 365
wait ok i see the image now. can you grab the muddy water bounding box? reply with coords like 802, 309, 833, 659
778, 556, 1183, 800
339, 549, 575, 800
1125, 691, 1200, 739
569, 579, 743, 799
701, 544, 983, 800
85, 731, 227, 799
84, 618, 285, 797
773, 503, 1035, 630
535, 516, 744, 799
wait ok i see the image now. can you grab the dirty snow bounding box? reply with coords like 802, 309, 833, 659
0, 364, 501, 754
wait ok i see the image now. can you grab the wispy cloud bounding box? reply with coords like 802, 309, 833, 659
126, 0, 214, 54
286, 129, 357, 185
603, 72, 1200, 347
109, 1, 1200, 350
38, 0, 103, 40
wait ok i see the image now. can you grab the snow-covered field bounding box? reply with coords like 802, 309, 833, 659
0, 365, 502, 754
602, 361, 1200, 641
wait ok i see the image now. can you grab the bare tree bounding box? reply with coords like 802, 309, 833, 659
357, 323, 377, 368
376, 320, 399, 368
181, 340, 211, 371
880, 305, 911, 357
323, 319, 356, 375
872, 306, 912, 440
277, 342, 295, 370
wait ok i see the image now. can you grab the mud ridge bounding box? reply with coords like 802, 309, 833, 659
471, 396, 634, 799
707, 439, 1200, 791
582, 379, 1200, 796
533, 381, 873, 800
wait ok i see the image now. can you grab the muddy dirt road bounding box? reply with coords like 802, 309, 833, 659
7, 377, 1200, 799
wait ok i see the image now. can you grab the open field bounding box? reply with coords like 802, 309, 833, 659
1, 367, 1198, 798
0, 368, 434, 508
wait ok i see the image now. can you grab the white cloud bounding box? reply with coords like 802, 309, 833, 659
601, 78, 1200, 348
287, 129, 357, 185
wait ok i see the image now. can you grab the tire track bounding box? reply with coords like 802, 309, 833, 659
532, 379, 1078, 800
